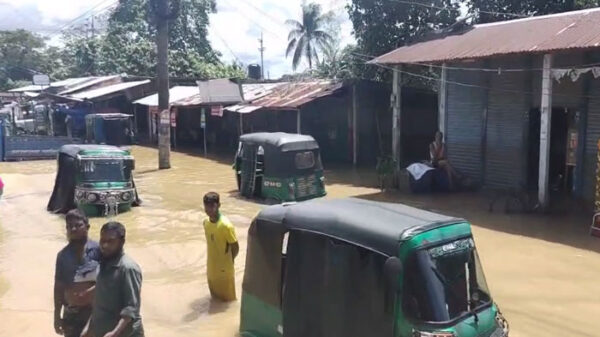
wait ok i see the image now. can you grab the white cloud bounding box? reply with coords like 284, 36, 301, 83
0, 0, 356, 79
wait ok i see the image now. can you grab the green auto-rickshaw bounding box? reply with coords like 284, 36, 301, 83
240, 198, 509, 337
47, 144, 140, 216
85, 113, 134, 146
234, 132, 326, 203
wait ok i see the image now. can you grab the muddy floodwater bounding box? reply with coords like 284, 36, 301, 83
0, 146, 599, 337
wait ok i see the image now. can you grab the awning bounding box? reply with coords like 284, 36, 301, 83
69, 80, 151, 101
133, 86, 199, 106
224, 104, 263, 113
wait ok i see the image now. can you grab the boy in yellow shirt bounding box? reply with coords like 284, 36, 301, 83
203, 192, 239, 301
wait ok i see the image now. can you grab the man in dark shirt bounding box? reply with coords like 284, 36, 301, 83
54, 209, 100, 337
84, 221, 144, 337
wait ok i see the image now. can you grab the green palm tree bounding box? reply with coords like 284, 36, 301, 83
285, 3, 333, 71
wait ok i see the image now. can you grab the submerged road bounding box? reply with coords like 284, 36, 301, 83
0, 146, 598, 336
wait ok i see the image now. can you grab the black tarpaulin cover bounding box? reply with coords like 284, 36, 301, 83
47, 153, 77, 214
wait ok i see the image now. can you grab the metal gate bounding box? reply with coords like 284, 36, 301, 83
484, 58, 530, 189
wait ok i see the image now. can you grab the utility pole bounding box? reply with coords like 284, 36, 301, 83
157, 0, 171, 169
258, 32, 265, 80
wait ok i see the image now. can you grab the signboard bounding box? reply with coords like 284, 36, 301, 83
201, 111, 206, 129
33, 74, 50, 86
211, 105, 223, 117
170, 109, 177, 128
160, 109, 170, 125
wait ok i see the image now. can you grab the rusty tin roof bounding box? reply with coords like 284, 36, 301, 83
372, 8, 600, 64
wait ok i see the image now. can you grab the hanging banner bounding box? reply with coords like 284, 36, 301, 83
211, 105, 223, 117
170, 108, 177, 128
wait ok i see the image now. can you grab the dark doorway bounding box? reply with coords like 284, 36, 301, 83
528, 107, 574, 193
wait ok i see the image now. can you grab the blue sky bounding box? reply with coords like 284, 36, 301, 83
0, 0, 355, 78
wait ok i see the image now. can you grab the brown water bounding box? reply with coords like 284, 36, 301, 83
0, 146, 598, 336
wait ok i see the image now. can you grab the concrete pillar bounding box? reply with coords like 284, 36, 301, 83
538, 54, 554, 209
438, 63, 448, 134
392, 65, 402, 182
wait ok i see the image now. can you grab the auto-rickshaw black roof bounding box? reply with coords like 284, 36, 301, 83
256, 198, 464, 256
240, 132, 319, 152
59, 144, 130, 158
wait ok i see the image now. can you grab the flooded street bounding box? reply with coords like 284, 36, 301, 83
0, 146, 599, 336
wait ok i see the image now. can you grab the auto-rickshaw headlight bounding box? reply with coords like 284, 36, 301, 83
75, 190, 84, 199
121, 191, 132, 202
86, 193, 98, 202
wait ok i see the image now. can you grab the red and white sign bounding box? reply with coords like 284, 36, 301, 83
211, 105, 223, 117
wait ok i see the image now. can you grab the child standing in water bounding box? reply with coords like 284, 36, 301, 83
203, 192, 239, 301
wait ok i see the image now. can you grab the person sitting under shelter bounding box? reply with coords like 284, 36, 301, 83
429, 131, 459, 189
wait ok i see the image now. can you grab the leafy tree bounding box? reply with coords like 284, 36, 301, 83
97, 0, 241, 78
468, 0, 600, 23
347, 0, 460, 81
286, 2, 334, 70
0, 30, 48, 89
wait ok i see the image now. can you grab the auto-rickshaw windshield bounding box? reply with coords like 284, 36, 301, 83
79, 159, 131, 182
403, 237, 491, 324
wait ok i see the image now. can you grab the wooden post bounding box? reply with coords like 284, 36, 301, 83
202, 108, 207, 157
296, 109, 301, 134
352, 84, 358, 166
538, 54, 553, 209
439, 63, 448, 134
392, 65, 402, 184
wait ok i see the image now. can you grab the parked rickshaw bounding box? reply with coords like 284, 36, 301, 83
234, 132, 326, 203
241, 198, 509, 337
47, 144, 140, 216
85, 113, 134, 146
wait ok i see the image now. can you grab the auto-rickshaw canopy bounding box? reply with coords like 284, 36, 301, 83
58, 144, 131, 158
254, 198, 462, 256
239, 132, 319, 152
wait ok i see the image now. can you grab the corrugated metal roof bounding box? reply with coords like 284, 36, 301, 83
241, 83, 287, 101
9, 85, 47, 92
226, 80, 343, 113
50, 77, 95, 88
372, 8, 600, 64
69, 80, 151, 100
133, 86, 199, 106
59, 75, 121, 95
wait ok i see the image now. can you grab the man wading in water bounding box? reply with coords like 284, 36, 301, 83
203, 192, 239, 301
54, 209, 100, 337
83, 222, 144, 337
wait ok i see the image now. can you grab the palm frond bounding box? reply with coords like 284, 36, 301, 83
285, 19, 303, 31
292, 36, 307, 70
286, 38, 298, 57
287, 29, 303, 42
